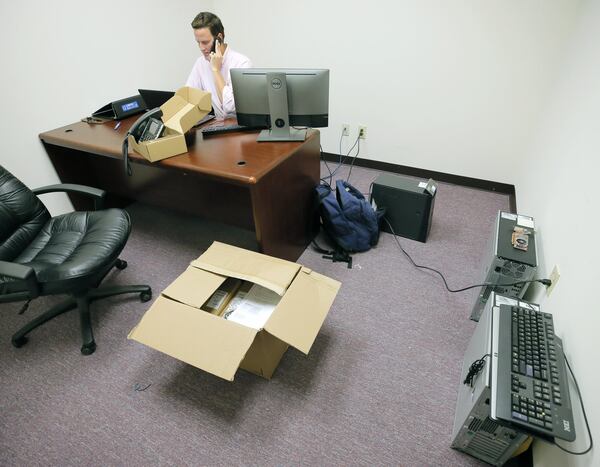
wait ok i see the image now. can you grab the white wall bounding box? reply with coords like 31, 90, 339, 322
0, 0, 213, 215
515, 1, 600, 465
215, 0, 581, 183
0, 0, 581, 210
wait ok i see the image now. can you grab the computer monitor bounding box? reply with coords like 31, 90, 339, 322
230, 68, 329, 142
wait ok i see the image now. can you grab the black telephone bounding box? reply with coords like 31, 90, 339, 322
135, 117, 164, 142
211, 34, 223, 53
122, 107, 163, 176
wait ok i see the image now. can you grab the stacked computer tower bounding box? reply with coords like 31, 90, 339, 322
470, 212, 537, 321
452, 293, 530, 465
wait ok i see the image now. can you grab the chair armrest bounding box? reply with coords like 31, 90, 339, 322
0, 261, 39, 298
0, 261, 34, 280
33, 183, 106, 210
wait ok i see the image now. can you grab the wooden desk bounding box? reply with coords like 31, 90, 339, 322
40, 117, 320, 261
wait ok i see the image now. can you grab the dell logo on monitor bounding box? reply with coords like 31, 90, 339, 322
271, 78, 282, 89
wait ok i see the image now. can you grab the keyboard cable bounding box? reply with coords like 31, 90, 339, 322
552, 355, 593, 455
463, 354, 490, 388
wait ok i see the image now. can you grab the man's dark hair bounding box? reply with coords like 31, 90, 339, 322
191, 12, 225, 39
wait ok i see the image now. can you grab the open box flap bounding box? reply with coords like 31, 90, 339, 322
162, 266, 227, 308
264, 268, 341, 354
175, 86, 212, 109
160, 87, 211, 134
128, 296, 257, 381
160, 95, 189, 123
163, 102, 197, 134
191, 242, 300, 296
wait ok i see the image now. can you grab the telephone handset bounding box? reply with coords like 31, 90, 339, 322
211, 34, 223, 54
122, 107, 163, 176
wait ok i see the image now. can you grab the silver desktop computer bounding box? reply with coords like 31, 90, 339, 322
452, 292, 530, 465
470, 211, 537, 321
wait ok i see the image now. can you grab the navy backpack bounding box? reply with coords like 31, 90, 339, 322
314, 180, 385, 264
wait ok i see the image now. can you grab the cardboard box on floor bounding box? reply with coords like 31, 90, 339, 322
128, 86, 211, 162
128, 242, 341, 381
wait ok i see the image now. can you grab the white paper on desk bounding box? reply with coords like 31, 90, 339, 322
224, 284, 281, 330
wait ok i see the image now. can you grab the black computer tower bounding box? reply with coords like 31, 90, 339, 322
370, 173, 437, 242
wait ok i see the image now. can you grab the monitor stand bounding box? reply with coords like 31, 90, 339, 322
257, 72, 307, 142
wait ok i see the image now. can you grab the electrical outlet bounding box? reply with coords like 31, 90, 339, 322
342, 123, 350, 136
546, 265, 560, 296
358, 125, 367, 139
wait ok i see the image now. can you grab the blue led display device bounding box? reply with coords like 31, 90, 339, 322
92, 95, 147, 120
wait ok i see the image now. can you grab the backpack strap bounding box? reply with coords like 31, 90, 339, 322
311, 183, 335, 255
322, 249, 353, 269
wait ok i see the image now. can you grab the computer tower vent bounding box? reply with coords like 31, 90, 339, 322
468, 417, 483, 432
465, 432, 510, 460
500, 260, 527, 278
481, 417, 501, 434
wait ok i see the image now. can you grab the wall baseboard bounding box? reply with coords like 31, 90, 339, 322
321, 152, 517, 213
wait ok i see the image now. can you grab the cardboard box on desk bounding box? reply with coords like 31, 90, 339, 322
128, 86, 211, 162
128, 241, 341, 381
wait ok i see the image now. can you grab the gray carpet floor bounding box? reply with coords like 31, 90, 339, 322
0, 163, 517, 466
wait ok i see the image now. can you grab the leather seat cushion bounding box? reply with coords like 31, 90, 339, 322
0, 167, 50, 261
1, 208, 131, 294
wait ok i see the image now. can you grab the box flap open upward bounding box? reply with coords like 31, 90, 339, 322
175, 86, 213, 109
163, 102, 196, 134
191, 242, 301, 296
265, 268, 341, 354
162, 266, 226, 308
160, 87, 212, 134
160, 95, 188, 123
128, 296, 257, 381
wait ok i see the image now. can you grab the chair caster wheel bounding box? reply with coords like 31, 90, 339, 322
12, 336, 28, 348
81, 341, 97, 355
115, 259, 128, 270
140, 291, 152, 302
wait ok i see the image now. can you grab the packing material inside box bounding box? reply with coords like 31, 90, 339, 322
128, 86, 211, 162
128, 242, 341, 380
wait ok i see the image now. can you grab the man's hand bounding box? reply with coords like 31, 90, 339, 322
210, 40, 223, 72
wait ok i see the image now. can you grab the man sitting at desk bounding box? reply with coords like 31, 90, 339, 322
186, 12, 252, 119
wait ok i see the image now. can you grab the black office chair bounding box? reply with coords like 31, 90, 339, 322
0, 165, 151, 355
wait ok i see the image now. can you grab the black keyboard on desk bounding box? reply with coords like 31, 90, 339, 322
491, 304, 575, 442
201, 124, 265, 137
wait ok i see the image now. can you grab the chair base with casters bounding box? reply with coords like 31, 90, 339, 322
10, 258, 152, 355
0, 164, 152, 356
